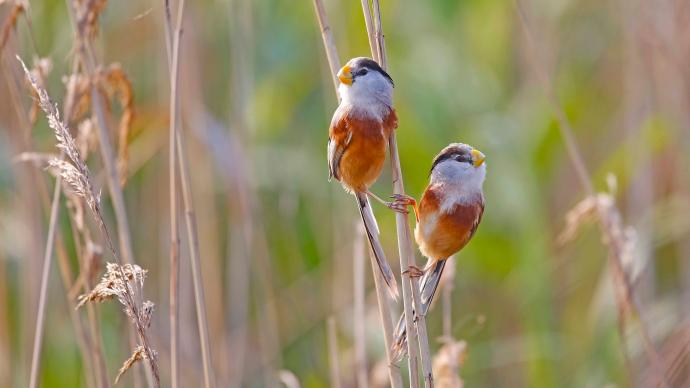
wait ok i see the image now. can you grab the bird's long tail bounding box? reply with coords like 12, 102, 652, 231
391, 259, 447, 361
355, 192, 399, 301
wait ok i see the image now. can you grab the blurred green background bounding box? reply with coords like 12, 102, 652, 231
1, 0, 689, 386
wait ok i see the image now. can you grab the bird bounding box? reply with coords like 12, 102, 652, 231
327, 57, 400, 300
388, 143, 486, 360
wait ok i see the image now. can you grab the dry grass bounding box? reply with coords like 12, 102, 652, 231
18, 55, 160, 387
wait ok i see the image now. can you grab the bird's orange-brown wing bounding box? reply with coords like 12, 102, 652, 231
327, 107, 352, 181
382, 108, 398, 137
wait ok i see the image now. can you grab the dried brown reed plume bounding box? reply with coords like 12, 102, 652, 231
17, 56, 160, 387
432, 340, 467, 388
99, 64, 133, 186
0, 0, 24, 52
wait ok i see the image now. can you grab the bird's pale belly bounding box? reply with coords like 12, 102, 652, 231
415, 208, 475, 261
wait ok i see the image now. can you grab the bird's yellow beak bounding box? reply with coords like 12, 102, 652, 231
471, 149, 485, 167
337, 65, 353, 85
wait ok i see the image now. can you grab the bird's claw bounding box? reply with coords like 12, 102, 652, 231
390, 193, 416, 204
386, 201, 409, 214
402, 265, 424, 278
388, 194, 415, 214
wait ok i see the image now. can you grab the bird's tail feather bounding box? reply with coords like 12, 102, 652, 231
355, 192, 399, 301
391, 260, 447, 361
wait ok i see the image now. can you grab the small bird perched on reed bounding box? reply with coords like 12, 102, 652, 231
327, 57, 399, 300
389, 143, 486, 360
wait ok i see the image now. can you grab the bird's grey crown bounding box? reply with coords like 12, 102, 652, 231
348, 57, 394, 87
429, 143, 474, 174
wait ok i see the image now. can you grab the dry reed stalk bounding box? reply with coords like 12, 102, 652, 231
312, 1, 403, 387
17, 56, 160, 387
162, 1, 214, 386
163, 0, 181, 384
74, 0, 107, 39
327, 317, 343, 388
27, 168, 61, 388
175, 130, 215, 387
514, 1, 670, 386
441, 260, 456, 339
0, 252, 9, 387
66, 0, 136, 267
361, 1, 433, 385
353, 222, 368, 388
66, 4, 148, 383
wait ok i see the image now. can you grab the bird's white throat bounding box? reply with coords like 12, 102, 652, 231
430, 160, 486, 212
338, 74, 393, 121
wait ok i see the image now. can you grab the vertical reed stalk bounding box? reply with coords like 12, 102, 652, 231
327, 317, 342, 388
353, 222, 368, 388
64, 1, 136, 267
175, 131, 215, 387
163, 1, 214, 386
361, 1, 434, 385
312, 1, 403, 386
163, 0, 183, 384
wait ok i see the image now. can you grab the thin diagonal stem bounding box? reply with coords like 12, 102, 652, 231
28, 176, 61, 388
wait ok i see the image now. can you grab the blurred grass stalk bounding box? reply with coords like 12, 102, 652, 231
514, 0, 670, 386
162, 0, 214, 387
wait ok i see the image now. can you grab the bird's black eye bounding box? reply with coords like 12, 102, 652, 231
357, 68, 369, 76
454, 154, 471, 164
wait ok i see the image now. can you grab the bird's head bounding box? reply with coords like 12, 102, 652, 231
337, 57, 394, 107
430, 143, 486, 193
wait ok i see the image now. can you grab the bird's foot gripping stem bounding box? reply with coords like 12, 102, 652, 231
389, 194, 419, 221
402, 265, 424, 278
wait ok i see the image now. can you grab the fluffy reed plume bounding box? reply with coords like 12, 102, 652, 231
76, 262, 147, 307
17, 55, 160, 386
558, 174, 638, 313
432, 340, 467, 388
27, 57, 52, 126
76, 118, 95, 159
0, 0, 24, 51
